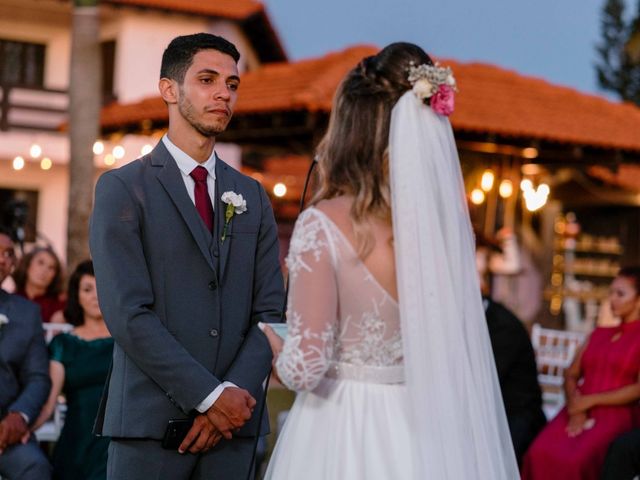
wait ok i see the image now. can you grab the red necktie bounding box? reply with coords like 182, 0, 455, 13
189, 166, 214, 232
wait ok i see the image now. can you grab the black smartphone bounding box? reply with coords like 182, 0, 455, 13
161, 418, 194, 450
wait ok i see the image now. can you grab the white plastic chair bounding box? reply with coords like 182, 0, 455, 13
42, 322, 74, 343
33, 323, 73, 443
531, 324, 586, 420
34, 401, 67, 442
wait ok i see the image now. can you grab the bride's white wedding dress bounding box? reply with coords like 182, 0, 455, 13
265, 91, 519, 479
264, 207, 414, 479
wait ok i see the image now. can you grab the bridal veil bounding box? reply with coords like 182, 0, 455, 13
389, 91, 519, 478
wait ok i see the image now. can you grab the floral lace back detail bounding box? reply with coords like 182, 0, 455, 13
276, 208, 403, 392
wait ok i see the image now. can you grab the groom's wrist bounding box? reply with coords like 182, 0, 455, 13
196, 381, 238, 412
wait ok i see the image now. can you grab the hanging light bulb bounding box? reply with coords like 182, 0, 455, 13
538, 183, 550, 196
520, 179, 533, 192
523, 183, 550, 212
499, 179, 513, 198
470, 188, 485, 205
481, 170, 495, 192
104, 154, 116, 166
140, 144, 153, 156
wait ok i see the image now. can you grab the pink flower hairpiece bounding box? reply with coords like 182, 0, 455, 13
407, 62, 458, 116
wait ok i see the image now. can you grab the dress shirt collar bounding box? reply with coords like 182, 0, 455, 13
162, 135, 217, 179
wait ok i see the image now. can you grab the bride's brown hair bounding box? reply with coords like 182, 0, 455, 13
312, 42, 433, 257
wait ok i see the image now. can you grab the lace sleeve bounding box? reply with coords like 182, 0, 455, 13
276, 209, 338, 392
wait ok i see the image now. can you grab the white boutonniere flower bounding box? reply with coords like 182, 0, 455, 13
221, 191, 247, 242
0, 313, 9, 330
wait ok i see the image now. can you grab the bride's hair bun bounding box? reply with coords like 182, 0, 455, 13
352, 56, 396, 97
348, 43, 434, 102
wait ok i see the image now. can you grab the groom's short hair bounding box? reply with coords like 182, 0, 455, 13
160, 33, 240, 84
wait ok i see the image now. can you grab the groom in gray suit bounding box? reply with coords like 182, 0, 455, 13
0, 227, 52, 480
90, 33, 284, 479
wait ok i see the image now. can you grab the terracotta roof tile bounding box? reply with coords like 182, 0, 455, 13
234, 45, 378, 113
100, 44, 640, 152
104, 0, 263, 19
448, 60, 640, 151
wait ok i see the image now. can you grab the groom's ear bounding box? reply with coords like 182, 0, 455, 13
159, 77, 178, 105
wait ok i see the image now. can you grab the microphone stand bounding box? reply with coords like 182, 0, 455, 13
245, 158, 317, 480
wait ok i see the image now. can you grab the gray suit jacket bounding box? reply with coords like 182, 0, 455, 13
89, 142, 284, 439
0, 290, 50, 423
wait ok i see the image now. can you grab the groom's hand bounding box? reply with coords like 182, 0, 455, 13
179, 415, 222, 454
205, 387, 256, 439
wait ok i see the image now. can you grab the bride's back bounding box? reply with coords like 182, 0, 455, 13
311, 197, 402, 368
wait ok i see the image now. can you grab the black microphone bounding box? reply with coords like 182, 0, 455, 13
245, 157, 318, 480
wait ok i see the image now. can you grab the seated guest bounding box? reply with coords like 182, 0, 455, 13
522, 267, 640, 480
476, 233, 546, 464
600, 428, 640, 480
33, 260, 113, 480
483, 296, 546, 465
13, 246, 65, 323
0, 226, 52, 480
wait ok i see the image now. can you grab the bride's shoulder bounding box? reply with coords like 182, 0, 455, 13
311, 197, 352, 230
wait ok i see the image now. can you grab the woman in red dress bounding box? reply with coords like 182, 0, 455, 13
522, 267, 640, 480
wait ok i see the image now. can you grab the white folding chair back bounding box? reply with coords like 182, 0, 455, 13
531, 324, 586, 420
34, 323, 73, 443
42, 322, 74, 343
34, 402, 67, 442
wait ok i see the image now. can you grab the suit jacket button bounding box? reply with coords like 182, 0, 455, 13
208, 280, 217, 290
209, 329, 219, 337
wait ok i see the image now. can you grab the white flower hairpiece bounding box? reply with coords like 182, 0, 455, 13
407, 62, 458, 116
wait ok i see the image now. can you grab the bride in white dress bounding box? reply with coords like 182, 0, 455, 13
261, 42, 519, 479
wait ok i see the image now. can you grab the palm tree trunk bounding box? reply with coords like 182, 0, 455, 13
67, 0, 101, 270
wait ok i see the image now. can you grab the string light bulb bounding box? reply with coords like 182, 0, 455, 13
93, 141, 104, 155
273, 183, 287, 198
499, 179, 513, 198
12, 156, 25, 170
40, 157, 52, 170
112, 146, 125, 159
480, 170, 495, 192
30, 144, 42, 158
470, 188, 485, 205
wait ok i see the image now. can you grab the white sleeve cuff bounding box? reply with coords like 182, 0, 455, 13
195, 381, 238, 413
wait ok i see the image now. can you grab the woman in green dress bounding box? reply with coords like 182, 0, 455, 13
33, 260, 113, 480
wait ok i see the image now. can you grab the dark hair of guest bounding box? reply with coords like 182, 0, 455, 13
63, 260, 95, 327
618, 266, 640, 294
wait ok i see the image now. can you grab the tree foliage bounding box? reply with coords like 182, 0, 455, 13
596, 0, 640, 104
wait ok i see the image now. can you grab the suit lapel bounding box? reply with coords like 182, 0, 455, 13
153, 142, 216, 272
215, 157, 234, 281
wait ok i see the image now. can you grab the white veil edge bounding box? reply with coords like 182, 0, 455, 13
390, 91, 519, 479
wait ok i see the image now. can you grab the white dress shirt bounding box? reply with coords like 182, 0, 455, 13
161, 135, 236, 413
162, 135, 217, 209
